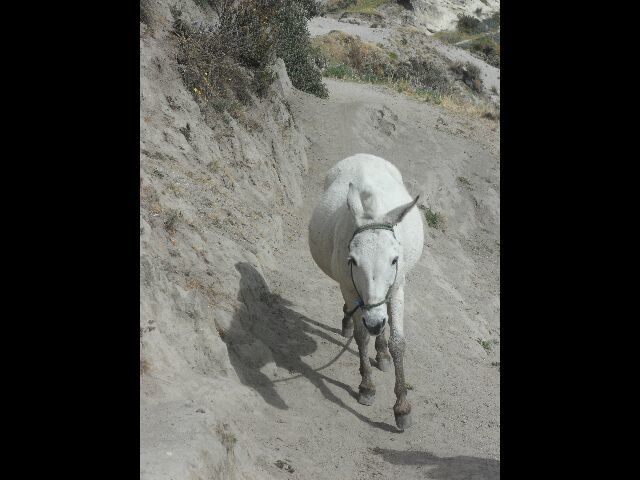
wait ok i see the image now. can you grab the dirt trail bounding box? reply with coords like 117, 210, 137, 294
238, 78, 501, 478
308, 15, 395, 46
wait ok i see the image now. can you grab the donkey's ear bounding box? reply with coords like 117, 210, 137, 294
383, 195, 420, 226
347, 182, 365, 224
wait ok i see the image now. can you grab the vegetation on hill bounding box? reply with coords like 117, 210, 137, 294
311, 30, 499, 119
172, 0, 327, 122
435, 11, 500, 68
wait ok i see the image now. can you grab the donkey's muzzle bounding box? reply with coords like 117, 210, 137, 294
363, 317, 386, 336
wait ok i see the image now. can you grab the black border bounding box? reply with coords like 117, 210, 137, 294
16, 2, 141, 477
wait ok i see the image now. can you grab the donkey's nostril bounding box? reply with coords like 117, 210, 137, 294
362, 317, 385, 336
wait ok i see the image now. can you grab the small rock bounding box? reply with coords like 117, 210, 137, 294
196, 408, 205, 413
274, 460, 295, 473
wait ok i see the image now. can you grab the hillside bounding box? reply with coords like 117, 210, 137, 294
140, 1, 500, 478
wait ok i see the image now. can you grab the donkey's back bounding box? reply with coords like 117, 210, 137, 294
323, 153, 404, 192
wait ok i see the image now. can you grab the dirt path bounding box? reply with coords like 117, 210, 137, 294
234, 78, 501, 479
308, 15, 395, 46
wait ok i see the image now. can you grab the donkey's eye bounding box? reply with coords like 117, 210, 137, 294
391, 257, 398, 265
348, 257, 357, 266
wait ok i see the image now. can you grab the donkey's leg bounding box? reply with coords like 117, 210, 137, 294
388, 286, 412, 430
340, 284, 356, 338
375, 331, 392, 372
341, 302, 353, 338
353, 311, 376, 405
340, 285, 374, 403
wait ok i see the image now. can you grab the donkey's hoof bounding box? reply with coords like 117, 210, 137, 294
395, 412, 413, 430
377, 357, 392, 372
358, 389, 376, 406
342, 326, 353, 338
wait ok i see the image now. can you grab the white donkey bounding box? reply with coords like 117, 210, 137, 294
308, 153, 424, 430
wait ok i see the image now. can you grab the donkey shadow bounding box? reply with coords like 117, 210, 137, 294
224, 262, 398, 432
372, 448, 500, 479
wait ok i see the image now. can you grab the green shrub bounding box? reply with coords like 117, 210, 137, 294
477, 338, 492, 352
468, 36, 500, 68
483, 11, 500, 30
273, 2, 328, 97
422, 206, 445, 230
457, 14, 482, 34
450, 60, 483, 93
172, 0, 327, 120
324, 63, 355, 79
298, 0, 321, 16
413, 87, 442, 104
222, 0, 327, 97
395, 58, 449, 92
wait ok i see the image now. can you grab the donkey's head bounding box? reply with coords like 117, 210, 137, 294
347, 182, 419, 336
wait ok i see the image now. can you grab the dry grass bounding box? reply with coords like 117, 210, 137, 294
163, 209, 182, 234
321, 0, 389, 14
346, 0, 390, 14
440, 94, 499, 120
449, 60, 483, 93
313, 31, 449, 92
140, 357, 152, 375
313, 31, 499, 120
216, 326, 226, 339
312, 31, 389, 67
216, 423, 237, 452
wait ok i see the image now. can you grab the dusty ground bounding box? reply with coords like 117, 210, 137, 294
140, 1, 499, 479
